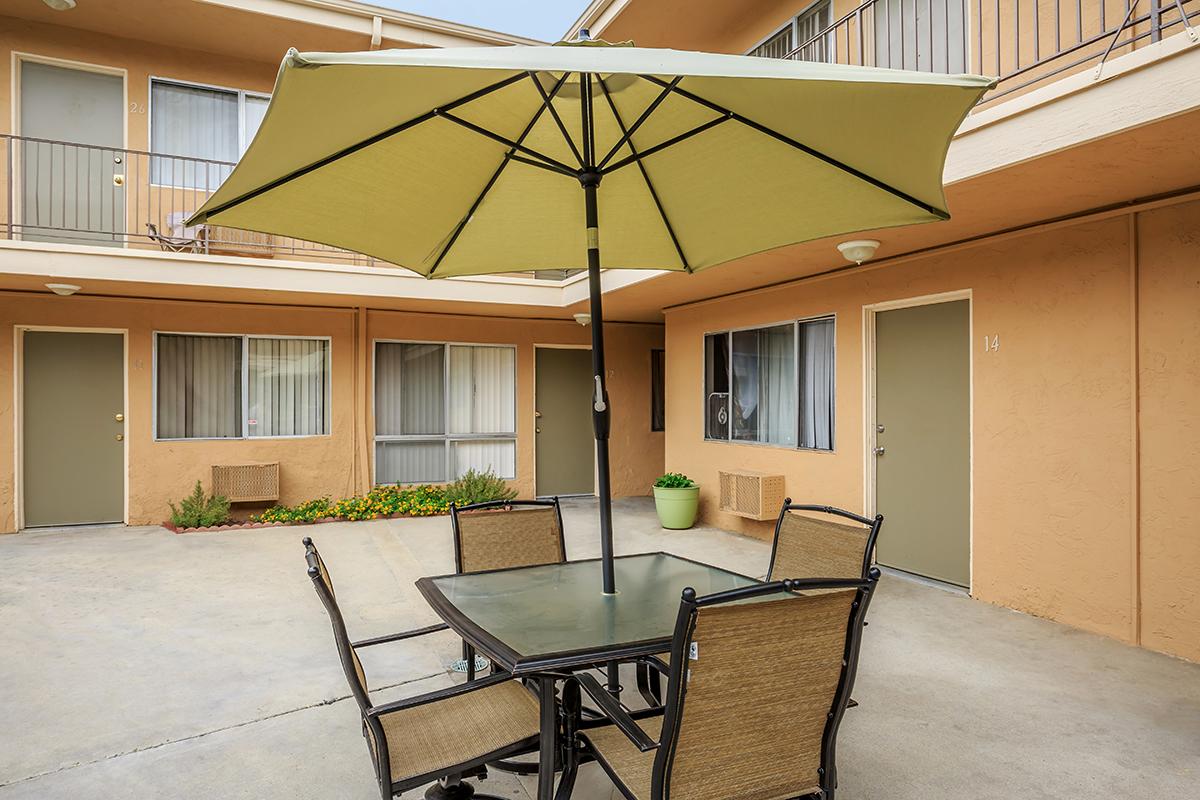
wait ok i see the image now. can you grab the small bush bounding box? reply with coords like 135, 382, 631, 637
252, 485, 449, 524
445, 469, 517, 508
654, 472, 696, 489
169, 481, 232, 528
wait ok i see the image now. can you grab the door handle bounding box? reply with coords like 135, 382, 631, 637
534, 411, 542, 418
115, 434, 124, 442
873, 446, 885, 456
115, 413, 124, 423
113, 174, 125, 187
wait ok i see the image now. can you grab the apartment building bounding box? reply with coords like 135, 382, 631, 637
567, 0, 1200, 663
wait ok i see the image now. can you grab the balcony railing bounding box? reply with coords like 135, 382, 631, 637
0, 133, 385, 266
784, 0, 1197, 103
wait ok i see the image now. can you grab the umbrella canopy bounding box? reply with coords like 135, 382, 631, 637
189, 41, 992, 600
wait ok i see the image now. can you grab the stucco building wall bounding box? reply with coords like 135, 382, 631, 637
662, 198, 1199, 662
0, 295, 664, 531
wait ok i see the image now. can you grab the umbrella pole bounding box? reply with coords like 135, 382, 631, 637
582, 172, 616, 598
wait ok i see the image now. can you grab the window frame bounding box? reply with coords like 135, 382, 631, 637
701, 313, 836, 452
745, 0, 835, 62
371, 338, 519, 485
147, 75, 270, 186
152, 330, 332, 442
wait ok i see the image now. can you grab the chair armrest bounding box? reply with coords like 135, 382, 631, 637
351, 622, 449, 649
574, 673, 659, 752
366, 672, 516, 719
638, 655, 670, 676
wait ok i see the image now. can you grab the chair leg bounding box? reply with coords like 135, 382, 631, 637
421, 774, 506, 800
465, 642, 476, 682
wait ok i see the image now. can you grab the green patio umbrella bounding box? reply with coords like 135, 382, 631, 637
189, 35, 992, 597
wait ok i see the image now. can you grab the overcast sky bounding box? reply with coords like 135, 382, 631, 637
372, 1, 591, 42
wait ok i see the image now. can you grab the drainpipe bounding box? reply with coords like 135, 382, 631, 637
1128, 212, 1142, 646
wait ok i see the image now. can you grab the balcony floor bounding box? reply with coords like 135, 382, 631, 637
0, 498, 1196, 799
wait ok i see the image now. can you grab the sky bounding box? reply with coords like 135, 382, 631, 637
371, 1, 592, 43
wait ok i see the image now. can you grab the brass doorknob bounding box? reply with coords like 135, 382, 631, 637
115, 433, 124, 441
115, 413, 124, 422
536, 427, 542, 433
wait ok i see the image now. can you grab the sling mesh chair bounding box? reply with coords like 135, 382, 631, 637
571, 571, 880, 800
303, 538, 541, 799
449, 498, 567, 681
636, 501, 883, 706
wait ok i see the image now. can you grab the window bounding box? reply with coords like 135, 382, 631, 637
748, 2, 833, 63
155, 333, 329, 440
704, 317, 834, 450
374, 342, 516, 484
150, 79, 269, 188
650, 349, 665, 432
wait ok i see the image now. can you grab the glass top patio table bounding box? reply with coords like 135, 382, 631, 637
415, 552, 761, 674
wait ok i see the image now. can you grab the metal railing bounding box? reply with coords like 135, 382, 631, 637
783, 0, 1197, 102
0, 133, 384, 266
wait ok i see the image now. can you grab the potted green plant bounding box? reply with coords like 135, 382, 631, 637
653, 472, 700, 530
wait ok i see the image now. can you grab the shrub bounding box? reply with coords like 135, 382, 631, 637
444, 469, 517, 508
654, 472, 696, 489
169, 481, 232, 528
252, 485, 450, 524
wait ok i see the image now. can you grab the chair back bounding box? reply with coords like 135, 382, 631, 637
303, 538, 371, 714
651, 573, 878, 800
450, 498, 566, 574
767, 501, 883, 581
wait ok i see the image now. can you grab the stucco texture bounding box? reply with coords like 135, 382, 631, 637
0, 297, 663, 532
662, 201, 1199, 661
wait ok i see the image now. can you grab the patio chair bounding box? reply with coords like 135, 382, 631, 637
450, 498, 566, 681
636, 501, 883, 706
146, 222, 203, 253
303, 538, 541, 799
571, 571, 880, 800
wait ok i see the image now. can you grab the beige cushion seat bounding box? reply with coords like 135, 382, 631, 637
378, 680, 541, 783
582, 717, 663, 800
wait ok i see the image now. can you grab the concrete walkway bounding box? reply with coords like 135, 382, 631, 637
0, 497, 1196, 799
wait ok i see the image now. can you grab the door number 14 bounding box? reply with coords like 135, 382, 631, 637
983, 335, 999, 353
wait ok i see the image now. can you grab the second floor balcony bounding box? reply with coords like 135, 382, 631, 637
751, 0, 1198, 104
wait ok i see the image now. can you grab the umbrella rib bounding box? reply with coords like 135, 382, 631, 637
508, 154, 578, 177
435, 109, 577, 176
528, 71, 584, 168
595, 76, 681, 172
602, 115, 731, 174
637, 74, 949, 219
597, 75, 691, 273
192, 72, 528, 222
428, 72, 573, 277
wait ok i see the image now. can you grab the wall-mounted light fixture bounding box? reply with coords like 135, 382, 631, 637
837, 239, 880, 265
43, 0, 78, 11
45, 283, 81, 296
573, 312, 591, 326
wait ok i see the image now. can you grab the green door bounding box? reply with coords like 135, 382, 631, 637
874, 300, 970, 586
535, 348, 595, 497
23, 332, 125, 527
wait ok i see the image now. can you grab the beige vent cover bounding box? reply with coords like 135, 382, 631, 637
718, 469, 785, 521
212, 462, 280, 503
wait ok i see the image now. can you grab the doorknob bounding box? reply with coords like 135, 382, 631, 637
115, 434, 124, 442
534, 411, 542, 418
873, 446, 885, 456
113, 174, 125, 186
115, 413, 124, 422
536, 427, 542, 433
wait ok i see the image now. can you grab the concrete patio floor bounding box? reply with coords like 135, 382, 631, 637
1, 496, 1197, 799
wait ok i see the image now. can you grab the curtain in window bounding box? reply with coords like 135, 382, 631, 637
376, 441, 446, 485
156, 334, 242, 439
447, 345, 515, 434
760, 325, 797, 446
375, 343, 444, 435
150, 81, 238, 189
451, 440, 516, 480
799, 318, 835, 450
247, 338, 328, 437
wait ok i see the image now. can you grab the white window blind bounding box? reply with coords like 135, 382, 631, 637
150, 80, 269, 188
247, 338, 330, 437
374, 342, 516, 484
155, 333, 329, 440
156, 334, 242, 439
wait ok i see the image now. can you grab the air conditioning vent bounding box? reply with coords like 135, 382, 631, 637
212, 462, 280, 503
718, 469, 785, 521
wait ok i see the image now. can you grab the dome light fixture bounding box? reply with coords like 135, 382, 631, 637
837, 239, 881, 265
43, 0, 78, 10
45, 283, 82, 296
573, 312, 591, 327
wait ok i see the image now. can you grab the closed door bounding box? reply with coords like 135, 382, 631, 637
23, 332, 125, 527
535, 348, 595, 497
19, 61, 125, 245
874, 300, 970, 586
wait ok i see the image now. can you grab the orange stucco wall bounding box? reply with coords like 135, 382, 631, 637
0, 295, 664, 531
663, 199, 1200, 663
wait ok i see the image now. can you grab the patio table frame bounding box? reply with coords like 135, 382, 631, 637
415, 552, 762, 800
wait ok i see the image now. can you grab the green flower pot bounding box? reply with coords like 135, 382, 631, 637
653, 485, 700, 530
